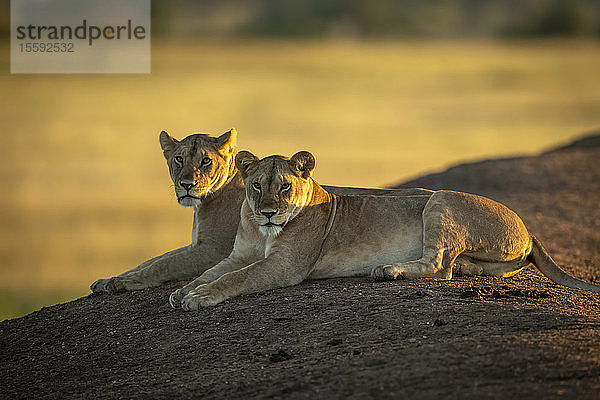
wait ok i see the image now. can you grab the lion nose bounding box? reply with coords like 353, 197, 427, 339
261, 211, 276, 219
180, 181, 196, 191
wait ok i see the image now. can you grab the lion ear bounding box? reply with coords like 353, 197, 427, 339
290, 151, 315, 179
159, 130, 178, 159
235, 150, 259, 179
216, 128, 237, 155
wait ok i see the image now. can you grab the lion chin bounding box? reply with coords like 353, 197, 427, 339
259, 224, 283, 237
177, 195, 201, 207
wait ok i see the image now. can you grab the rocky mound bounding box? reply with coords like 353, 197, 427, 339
1, 137, 599, 399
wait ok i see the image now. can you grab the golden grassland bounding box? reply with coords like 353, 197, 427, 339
1, 39, 599, 320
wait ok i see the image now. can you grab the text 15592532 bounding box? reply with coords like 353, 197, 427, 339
19, 42, 74, 53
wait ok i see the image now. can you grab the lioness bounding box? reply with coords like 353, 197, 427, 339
91, 130, 430, 293
171, 150, 600, 310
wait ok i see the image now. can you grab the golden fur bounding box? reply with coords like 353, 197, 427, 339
173, 151, 600, 310
91, 131, 431, 294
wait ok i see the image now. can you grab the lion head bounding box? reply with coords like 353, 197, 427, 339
235, 150, 316, 236
160, 129, 236, 207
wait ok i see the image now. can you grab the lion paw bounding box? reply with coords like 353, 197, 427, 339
90, 277, 127, 294
453, 259, 484, 276
371, 265, 405, 281
169, 288, 186, 308
181, 285, 225, 310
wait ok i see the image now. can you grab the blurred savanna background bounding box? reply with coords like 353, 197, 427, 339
1, 0, 600, 321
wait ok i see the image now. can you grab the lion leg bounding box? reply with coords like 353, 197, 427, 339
453, 256, 484, 276
372, 232, 462, 280
91, 246, 192, 293
478, 259, 528, 278
373, 193, 466, 280
91, 246, 214, 294
378, 258, 527, 280
372, 247, 461, 280
169, 257, 248, 308
448, 257, 526, 278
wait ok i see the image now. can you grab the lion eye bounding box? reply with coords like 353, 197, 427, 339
252, 182, 261, 191
174, 156, 184, 165
281, 183, 291, 192
201, 157, 212, 166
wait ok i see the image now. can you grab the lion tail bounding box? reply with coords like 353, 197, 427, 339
527, 234, 600, 293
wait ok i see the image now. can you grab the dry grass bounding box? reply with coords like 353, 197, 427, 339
1, 39, 600, 320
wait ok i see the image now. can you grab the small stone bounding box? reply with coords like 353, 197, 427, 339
269, 349, 293, 363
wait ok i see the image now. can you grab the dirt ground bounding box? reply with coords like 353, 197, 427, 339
1, 139, 599, 399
